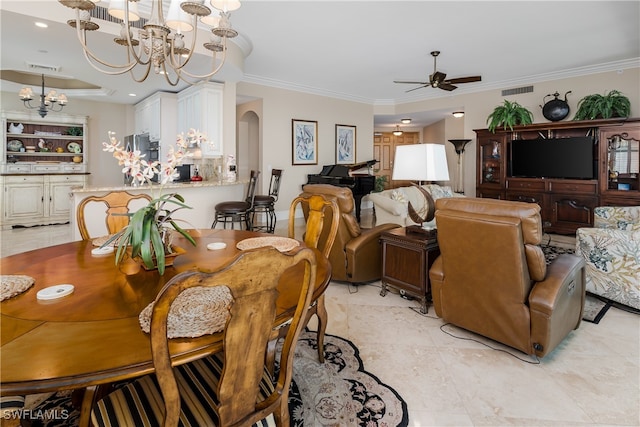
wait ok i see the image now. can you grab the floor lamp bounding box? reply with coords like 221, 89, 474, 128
447, 139, 472, 194
392, 143, 450, 235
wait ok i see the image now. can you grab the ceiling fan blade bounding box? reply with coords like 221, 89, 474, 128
394, 80, 429, 85
446, 75, 482, 84
405, 85, 430, 93
438, 83, 457, 91
431, 71, 447, 84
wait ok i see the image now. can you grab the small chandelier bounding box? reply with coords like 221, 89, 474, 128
393, 125, 403, 136
19, 74, 68, 118
58, 0, 241, 86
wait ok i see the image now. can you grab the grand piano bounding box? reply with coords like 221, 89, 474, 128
306, 160, 377, 222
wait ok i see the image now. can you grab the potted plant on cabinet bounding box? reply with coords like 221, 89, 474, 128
487, 100, 534, 132
573, 90, 631, 120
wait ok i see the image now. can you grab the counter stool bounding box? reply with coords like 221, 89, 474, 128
211, 170, 260, 230
251, 169, 282, 233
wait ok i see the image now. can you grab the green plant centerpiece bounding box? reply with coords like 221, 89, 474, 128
102, 129, 205, 274
487, 100, 534, 133
573, 90, 631, 120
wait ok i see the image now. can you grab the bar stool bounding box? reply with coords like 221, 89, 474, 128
251, 169, 282, 233
211, 170, 260, 230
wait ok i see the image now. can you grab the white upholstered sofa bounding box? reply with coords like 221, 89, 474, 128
368, 184, 463, 227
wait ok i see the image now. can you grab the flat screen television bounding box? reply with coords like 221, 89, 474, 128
510, 137, 595, 179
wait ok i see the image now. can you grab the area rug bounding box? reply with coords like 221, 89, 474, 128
582, 293, 612, 324
23, 331, 408, 427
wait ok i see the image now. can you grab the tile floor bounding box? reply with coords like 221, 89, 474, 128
1, 211, 639, 426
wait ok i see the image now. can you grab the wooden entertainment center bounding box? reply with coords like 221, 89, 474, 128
475, 118, 640, 234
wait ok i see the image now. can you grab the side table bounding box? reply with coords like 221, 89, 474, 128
379, 227, 440, 313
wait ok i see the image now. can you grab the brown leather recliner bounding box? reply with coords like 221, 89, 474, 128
429, 198, 586, 358
300, 184, 400, 284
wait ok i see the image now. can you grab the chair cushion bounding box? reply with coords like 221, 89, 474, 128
215, 201, 251, 213
92, 353, 276, 427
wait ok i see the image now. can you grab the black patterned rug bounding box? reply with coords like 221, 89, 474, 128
22, 331, 408, 427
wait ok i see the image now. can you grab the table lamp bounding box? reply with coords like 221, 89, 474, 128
392, 143, 450, 235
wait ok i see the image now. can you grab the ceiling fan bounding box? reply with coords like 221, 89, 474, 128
394, 51, 481, 92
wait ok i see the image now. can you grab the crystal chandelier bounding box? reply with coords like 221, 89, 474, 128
58, 0, 241, 86
19, 74, 68, 118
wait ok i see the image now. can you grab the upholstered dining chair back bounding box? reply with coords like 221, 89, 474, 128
92, 246, 317, 427
299, 184, 400, 284
430, 198, 586, 358
76, 191, 151, 240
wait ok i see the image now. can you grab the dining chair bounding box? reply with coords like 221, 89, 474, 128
211, 170, 260, 230
76, 191, 151, 240
91, 245, 317, 427
251, 168, 283, 233
282, 193, 340, 363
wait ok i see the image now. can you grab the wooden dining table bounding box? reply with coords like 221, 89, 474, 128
0, 229, 331, 424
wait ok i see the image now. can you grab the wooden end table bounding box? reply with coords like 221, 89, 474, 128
379, 227, 440, 314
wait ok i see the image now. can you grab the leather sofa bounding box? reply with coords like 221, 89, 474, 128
575, 206, 640, 310
429, 198, 586, 358
300, 184, 400, 284
368, 184, 463, 227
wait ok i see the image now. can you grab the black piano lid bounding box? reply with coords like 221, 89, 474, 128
320, 164, 351, 177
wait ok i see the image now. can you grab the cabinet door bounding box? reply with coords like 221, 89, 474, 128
477, 135, 505, 187
4, 179, 44, 220
200, 85, 223, 157
599, 124, 640, 204
49, 178, 83, 218
546, 194, 597, 233
148, 97, 161, 141
135, 100, 151, 134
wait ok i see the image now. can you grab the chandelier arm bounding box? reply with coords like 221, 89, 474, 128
71, 9, 139, 72
168, 41, 228, 80
159, 62, 182, 87
125, 51, 154, 83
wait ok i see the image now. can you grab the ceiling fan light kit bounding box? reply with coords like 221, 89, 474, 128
394, 50, 481, 93
58, 0, 242, 86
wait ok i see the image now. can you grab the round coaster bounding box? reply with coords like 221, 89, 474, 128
37, 284, 74, 301
207, 242, 227, 250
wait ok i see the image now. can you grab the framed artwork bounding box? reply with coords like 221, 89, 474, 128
292, 119, 318, 165
335, 124, 356, 165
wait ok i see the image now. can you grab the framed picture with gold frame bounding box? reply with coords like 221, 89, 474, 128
292, 119, 318, 165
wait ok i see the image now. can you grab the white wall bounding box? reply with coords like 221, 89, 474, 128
235, 82, 375, 217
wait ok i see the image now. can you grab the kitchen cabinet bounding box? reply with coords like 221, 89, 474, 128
177, 82, 223, 157
0, 174, 86, 229
134, 92, 177, 159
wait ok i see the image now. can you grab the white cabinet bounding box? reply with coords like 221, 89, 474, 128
177, 82, 223, 157
134, 92, 177, 158
0, 175, 86, 229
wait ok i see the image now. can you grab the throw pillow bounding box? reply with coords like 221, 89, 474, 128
390, 189, 407, 203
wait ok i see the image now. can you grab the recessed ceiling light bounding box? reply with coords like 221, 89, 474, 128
35, 22, 48, 28
129, 93, 137, 97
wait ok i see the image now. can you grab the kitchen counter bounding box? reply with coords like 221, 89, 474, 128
71, 179, 248, 241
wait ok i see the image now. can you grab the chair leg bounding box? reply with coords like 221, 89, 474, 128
315, 295, 327, 363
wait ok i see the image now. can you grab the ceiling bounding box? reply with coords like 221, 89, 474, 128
1, 1, 639, 130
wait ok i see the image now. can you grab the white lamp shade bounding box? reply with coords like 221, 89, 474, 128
392, 143, 450, 181
108, 0, 140, 21
200, 8, 221, 27
210, 0, 241, 12
166, 0, 194, 32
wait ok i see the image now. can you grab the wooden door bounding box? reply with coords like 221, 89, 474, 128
374, 132, 420, 189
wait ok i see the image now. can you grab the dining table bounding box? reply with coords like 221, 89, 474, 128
0, 229, 331, 426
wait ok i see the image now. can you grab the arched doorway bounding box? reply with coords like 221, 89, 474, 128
237, 110, 260, 188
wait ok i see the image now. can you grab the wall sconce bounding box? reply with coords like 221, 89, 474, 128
452, 111, 465, 118
393, 125, 403, 136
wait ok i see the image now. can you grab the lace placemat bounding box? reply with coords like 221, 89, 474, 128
139, 286, 233, 338
1, 275, 35, 301
236, 236, 300, 252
